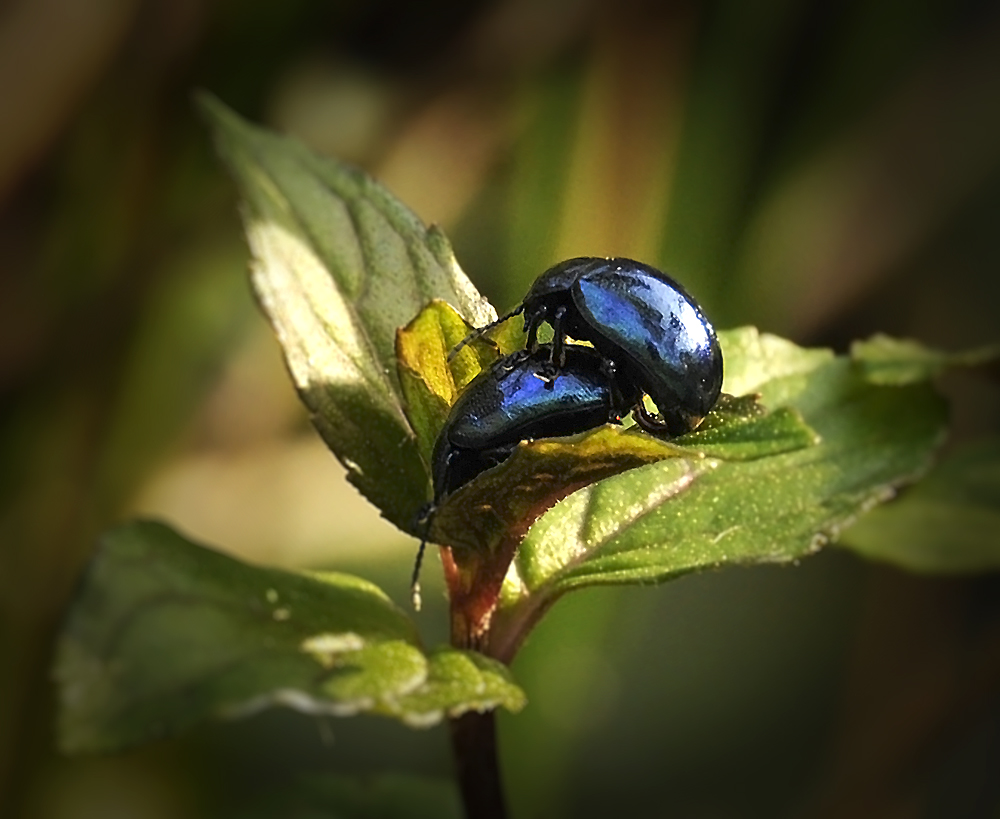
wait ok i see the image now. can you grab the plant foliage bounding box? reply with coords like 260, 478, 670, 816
54, 98, 1000, 757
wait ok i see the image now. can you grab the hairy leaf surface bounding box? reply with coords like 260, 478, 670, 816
486, 328, 948, 657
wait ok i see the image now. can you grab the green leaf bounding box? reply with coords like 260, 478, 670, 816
198, 94, 496, 532
429, 399, 818, 558
672, 395, 819, 460
55, 521, 525, 753
840, 438, 1000, 573
485, 327, 948, 659
851, 334, 1000, 386
396, 300, 501, 470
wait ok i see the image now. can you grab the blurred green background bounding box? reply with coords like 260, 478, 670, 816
2, 0, 999, 816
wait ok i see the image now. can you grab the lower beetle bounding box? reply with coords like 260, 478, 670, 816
451, 257, 724, 438
411, 344, 639, 607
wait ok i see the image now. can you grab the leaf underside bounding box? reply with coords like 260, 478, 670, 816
841, 436, 1000, 573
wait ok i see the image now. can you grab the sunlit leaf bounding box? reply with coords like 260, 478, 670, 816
199, 94, 495, 531
673, 401, 819, 459
396, 300, 501, 469
55, 522, 525, 752
840, 438, 1000, 573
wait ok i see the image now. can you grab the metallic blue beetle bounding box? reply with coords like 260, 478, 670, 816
452, 257, 724, 438
432, 344, 638, 502
411, 344, 638, 606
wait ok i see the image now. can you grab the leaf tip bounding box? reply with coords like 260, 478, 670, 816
192, 89, 240, 135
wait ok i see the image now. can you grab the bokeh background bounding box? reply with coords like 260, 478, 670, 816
2, 0, 999, 816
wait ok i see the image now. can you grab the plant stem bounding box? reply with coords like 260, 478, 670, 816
449, 710, 507, 819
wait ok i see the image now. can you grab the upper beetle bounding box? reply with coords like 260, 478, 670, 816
452, 257, 724, 438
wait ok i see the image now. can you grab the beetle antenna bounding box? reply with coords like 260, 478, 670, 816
410, 542, 425, 611
410, 503, 434, 611
447, 305, 524, 362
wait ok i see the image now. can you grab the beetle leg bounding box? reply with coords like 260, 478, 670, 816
633, 400, 674, 438
532, 356, 558, 386
523, 303, 547, 352
597, 358, 628, 422
597, 355, 618, 380
549, 305, 568, 369
499, 347, 530, 371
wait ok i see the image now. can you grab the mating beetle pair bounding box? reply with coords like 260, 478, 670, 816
452, 256, 724, 439
410, 257, 724, 605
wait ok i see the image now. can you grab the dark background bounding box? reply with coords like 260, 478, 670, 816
2, 0, 999, 816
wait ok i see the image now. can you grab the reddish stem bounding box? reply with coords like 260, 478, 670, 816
441, 536, 521, 819
440, 524, 522, 652
440, 482, 591, 817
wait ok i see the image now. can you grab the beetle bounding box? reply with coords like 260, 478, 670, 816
451, 257, 724, 438
432, 344, 639, 501
410, 343, 639, 607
